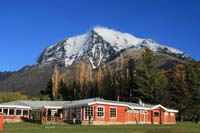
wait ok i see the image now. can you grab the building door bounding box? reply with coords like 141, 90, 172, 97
153, 111, 160, 123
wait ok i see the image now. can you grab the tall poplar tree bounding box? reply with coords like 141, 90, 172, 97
52, 64, 59, 100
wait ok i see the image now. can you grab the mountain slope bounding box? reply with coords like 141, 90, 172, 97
38, 27, 190, 68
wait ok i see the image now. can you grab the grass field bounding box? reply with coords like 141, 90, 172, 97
1, 122, 200, 133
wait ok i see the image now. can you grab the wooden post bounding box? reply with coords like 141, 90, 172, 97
151, 110, 154, 124
45, 109, 48, 123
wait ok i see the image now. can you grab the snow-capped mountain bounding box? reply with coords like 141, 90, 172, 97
37, 27, 189, 68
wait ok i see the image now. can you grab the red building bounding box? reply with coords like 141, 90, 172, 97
0, 98, 178, 124
77, 99, 178, 124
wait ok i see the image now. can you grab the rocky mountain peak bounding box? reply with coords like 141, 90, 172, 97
37, 27, 190, 68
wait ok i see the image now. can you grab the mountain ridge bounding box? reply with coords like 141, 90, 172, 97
37, 27, 190, 69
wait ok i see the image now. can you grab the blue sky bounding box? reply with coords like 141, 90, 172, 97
0, 0, 200, 71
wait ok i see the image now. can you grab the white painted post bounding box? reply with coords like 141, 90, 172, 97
7, 109, 10, 116
21, 109, 23, 116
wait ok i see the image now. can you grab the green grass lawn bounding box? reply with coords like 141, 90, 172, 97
1, 122, 200, 133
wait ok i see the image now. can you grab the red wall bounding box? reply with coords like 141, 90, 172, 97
0, 108, 30, 122
92, 104, 127, 122
126, 110, 152, 123
83, 104, 153, 123
82, 104, 176, 124
151, 107, 176, 124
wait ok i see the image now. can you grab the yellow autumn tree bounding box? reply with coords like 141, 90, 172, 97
96, 67, 104, 97
52, 64, 59, 100
75, 61, 94, 98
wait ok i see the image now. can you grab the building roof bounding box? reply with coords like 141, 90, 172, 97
0, 98, 178, 113
0, 100, 71, 109
63, 98, 178, 113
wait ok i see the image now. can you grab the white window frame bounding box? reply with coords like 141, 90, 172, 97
84, 106, 94, 120
153, 112, 160, 117
22, 109, 29, 117
3, 108, 9, 115
16, 109, 22, 116
133, 109, 140, 113
109, 107, 117, 118
97, 106, 105, 118
127, 109, 139, 113
9, 108, 15, 115
141, 110, 148, 114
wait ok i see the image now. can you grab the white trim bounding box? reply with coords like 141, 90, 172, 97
16, 109, 22, 116
8, 109, 10, 116
2, 108, 8, 115
84, 106, 94, 120
22, 109, 29, 117
96, 106, 105, 118
130, 106, 150, 110
21, 109, 23, 116
150, 104, 178, 113
89, 101, 126, 107
8, 108, 14, 115
44, 106, 63, 109
0, 105, 31, 109
141, 110, 148, 114
109, 107, 117, 118
166, 109, 178, 113
88, 101, 149, 110
88, 101, 178, 113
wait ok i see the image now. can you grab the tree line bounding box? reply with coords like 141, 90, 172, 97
0, 92, 28, 103
40, 48, 200, 122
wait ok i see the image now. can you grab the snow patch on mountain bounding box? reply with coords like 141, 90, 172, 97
92, 27, 143, 51
139, 39, 184, 54
37, 27, 188, 68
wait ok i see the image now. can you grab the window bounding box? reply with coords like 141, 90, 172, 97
3, 109, 8, 115
23, 110, 28, 116
0, 109, 2, 113
126, 109, 139, 113
141, 110, 148, 114
110, 108, 116, 118
9, 109, 14, 115
85, 106, 93, 120
133, 109, 139, 113
154, 112, 160, 117
16, 110, 22, 116
164, 112, 168, 116
97, 106, 104, 117
170, 113, 174, 116
51, 109, 58, 116
48, 109, 51, 116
